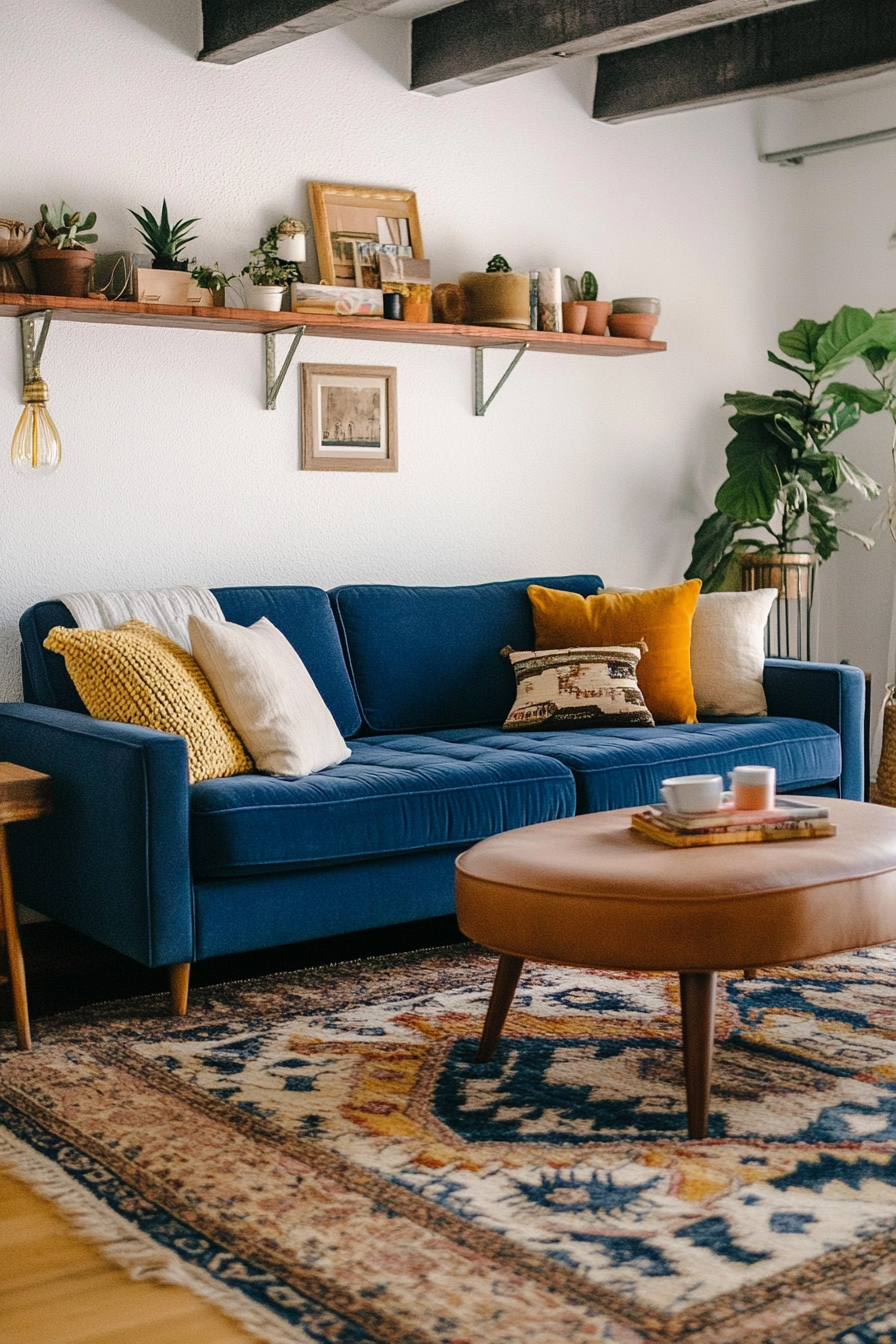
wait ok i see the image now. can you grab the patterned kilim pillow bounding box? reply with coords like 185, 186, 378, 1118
43, 620, 254, 783
502, 644, 654, 731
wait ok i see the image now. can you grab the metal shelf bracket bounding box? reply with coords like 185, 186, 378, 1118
264, 326, 306, 409
474, 342, 529, 416
20, 309, 53, 383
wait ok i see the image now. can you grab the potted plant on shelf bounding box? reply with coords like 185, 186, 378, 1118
565, 270, 609, 336
241, 227, 303, 311
190, 262, 236, 308
686, 306, 896, 599
128, 200, 205, 304
459, 254, 530, 329
30, 203, 98, 298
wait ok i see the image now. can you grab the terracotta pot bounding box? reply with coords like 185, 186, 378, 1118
403, 301, 430, 323
561, 302, 587, 335
459, 271, 530, 328
579, 300, 611, 336
607, 312, 659, 340
30, 246, 95, 298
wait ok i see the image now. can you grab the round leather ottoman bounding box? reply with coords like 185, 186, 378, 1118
455, 798, 896, 1138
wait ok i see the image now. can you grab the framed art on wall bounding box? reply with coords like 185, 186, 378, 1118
308, 183, 423, 287
300, 364, 398, 472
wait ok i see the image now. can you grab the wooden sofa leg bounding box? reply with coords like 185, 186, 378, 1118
168, 962, 190, 1016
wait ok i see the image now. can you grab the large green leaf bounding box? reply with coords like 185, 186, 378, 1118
767, 350, 815, 382
723, 391, 802, 417
833, 454, 880, 498
816, 311, 896, 378
814, 306, 873, 370
825, 381, 889, 414
715, 422, 782, 522
778, 319, 827, 365
685, 510, 738, 582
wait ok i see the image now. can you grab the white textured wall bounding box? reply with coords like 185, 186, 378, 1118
762, 79, 896, 731
0, 0, 809, 699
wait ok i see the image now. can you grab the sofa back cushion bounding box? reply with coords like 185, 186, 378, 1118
20, 585, 362, 739
330, 575, 602, 732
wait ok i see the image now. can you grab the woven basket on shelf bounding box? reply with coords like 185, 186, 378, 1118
876, 684, 896, 807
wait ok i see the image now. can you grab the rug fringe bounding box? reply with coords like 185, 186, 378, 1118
0, 1129, 318, 1344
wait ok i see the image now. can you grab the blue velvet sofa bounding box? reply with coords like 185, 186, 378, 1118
0, 574, 865, 1011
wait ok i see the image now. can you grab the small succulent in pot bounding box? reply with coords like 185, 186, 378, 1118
129, 200, 199, 271
33, 202, 98, 250
486, 254, 512, 273
565, 271, 598, 302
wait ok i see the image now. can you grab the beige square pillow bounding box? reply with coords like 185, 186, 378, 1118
689, 589, 776, 716
503, 645, 654, 731
188, 615, 351, 776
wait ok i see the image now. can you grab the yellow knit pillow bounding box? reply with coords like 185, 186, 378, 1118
528, 580, 701, 724
43, 620, 254, 783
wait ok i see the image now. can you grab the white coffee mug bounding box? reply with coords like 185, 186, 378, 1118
661, 774, 724, 814
730, 765, 776, 811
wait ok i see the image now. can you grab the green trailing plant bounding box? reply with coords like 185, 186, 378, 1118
190, 261, 236, 295
241, 254, 294, 286
565, 271, 598, 302
486, 254, 511, 273
33, 203, 98, 251
129, 200, 199, 270
241, 229, 302, 286
686, 305, 896, 591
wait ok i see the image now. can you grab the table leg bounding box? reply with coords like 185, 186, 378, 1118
477, 954, 524, 1062
0, 823, 31, 1050
679, 971, 717, 1139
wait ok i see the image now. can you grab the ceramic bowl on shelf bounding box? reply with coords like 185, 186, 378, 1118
611, 297, 661, 315
608, 312, 659, 339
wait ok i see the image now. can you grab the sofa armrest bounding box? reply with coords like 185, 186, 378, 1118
763, 659, 865, 801
0, 703, 193, 966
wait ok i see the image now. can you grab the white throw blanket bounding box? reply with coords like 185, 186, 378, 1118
55, 585, 225, 651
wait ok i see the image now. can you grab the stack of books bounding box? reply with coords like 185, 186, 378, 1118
631, 797, 836, 848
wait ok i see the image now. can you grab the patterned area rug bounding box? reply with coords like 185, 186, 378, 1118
4, 946, 896, 1343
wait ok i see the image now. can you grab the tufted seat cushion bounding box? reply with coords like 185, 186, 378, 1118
190, 736, 576, 878
421, 717, 842, 812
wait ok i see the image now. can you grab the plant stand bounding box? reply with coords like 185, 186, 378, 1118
741, 552, 817, 660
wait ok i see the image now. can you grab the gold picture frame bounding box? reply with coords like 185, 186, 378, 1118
308, 182, 424, 288
301, 363, 398, 473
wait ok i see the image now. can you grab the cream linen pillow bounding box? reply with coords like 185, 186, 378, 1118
188, 615, 351, 776
602, 586, 777, 716
689, 589, 776, 716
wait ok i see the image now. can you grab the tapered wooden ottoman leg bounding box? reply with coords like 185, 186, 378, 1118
743, 968, 758, 979
679, 971, 717, 1139
477, 954, 525, 1062
0, 825, 31, 1050
168, 962, 191, 1016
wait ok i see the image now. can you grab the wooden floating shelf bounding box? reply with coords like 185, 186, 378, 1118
0, 293, 666, 357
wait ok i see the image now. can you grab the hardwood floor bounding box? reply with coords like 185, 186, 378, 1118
0, 913, 463, 1341
0, 1171, 253, 1343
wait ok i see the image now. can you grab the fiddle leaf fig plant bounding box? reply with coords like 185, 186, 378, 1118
686, 305, 896, 592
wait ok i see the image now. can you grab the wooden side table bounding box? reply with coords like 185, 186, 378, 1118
0, 763, 51, 1050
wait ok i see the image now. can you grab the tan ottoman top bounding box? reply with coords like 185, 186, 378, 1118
455, 798, 896, 973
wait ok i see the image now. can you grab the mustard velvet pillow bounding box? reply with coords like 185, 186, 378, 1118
528, 579, 701, 724
43, 620, 254, 783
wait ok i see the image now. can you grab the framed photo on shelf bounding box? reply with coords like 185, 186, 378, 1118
300, 364, 397, 472
308, 182, 423, 287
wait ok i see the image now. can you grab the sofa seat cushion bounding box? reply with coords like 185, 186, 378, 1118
190, 736, 576, 879
422, 717, 841, 813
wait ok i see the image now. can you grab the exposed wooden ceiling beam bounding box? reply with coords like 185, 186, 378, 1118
410, 0, 818, 96
199, 0, 398, 64
593, 0, 896, 119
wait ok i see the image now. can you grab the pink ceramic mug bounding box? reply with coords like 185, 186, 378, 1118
731, 765, 776, 811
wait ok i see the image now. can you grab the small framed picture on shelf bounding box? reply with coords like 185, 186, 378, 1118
308, 182, 423, 287
300, 364, 397, 472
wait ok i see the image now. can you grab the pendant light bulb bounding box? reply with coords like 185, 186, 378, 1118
11, 378, 61, 474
